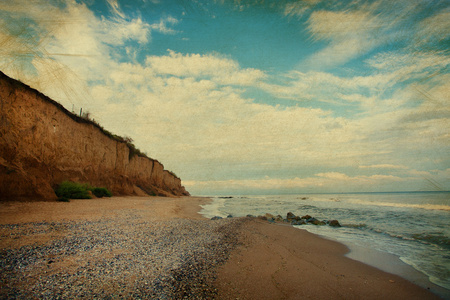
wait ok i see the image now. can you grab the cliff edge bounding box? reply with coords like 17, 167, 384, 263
0, 71, 190, 201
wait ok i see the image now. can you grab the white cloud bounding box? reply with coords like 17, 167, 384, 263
366, 52, 450, 79
150, 16, 179, 34
359, 164, 409, 169
416, 10, 450, 43
261, 70, 398, 106
145, 50, 266, 85
303, 10, 386, 68
307, 10, 381, 42
106, 0, 125, 19
104, 17, 151, 45
184, 172, 406, 194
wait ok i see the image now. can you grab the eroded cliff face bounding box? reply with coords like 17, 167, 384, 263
0, 72, 189, 201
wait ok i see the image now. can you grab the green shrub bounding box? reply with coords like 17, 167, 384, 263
90, 187, 112, 198
55, 181, 91, 199
57, 196, 70, 202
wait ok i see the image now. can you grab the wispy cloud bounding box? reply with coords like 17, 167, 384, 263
106, 0, 126, 19
303, 9, 386, 69
184, 172, 407, 194
415, 9, 450, 45
359, 164, 409, 170
145, 50, 266, 85
150, 16, 179, 35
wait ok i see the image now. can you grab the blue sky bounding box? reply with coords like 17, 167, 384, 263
1, 0, 449, 195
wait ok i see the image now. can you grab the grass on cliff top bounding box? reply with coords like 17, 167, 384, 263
55, 181, 112, 201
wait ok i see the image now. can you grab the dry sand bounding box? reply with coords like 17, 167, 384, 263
0, 196, 209, 225
0, 196, 443, 299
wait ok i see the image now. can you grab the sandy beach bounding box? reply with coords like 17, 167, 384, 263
0, 196, 442, 299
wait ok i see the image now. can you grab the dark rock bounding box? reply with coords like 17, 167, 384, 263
265, 213, 274, 219
274, 215, 284, 222
210, 216, 223, 220
301, 215, 312, 220
226, 214, 233, 218
291, 220, 306, 225
257, 215, 267, 220
246, 214, 255, 218
306, 217, 325, 225
311, 219, 326, 226
329, 220, 341, 227
286, 212, 297, 220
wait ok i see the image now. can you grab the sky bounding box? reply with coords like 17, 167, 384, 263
1, 0, 449, 195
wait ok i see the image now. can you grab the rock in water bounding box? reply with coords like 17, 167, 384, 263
286, 212, 297, 220
291, 220, 306, 225
275, 215, 284, 222
329, 220, 341, 227
306, 218, 325, 225
265, 213, 275, 219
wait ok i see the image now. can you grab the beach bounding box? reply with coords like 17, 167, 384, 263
0, 196, 442, 299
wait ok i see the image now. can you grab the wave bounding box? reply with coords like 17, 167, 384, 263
342, 223, 367, 229
411, 233, 450, 248
348, 200, 450, 211
298, 204, 318, 210
344, 223, 450, 248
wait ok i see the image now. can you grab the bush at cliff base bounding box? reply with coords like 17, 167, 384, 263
55, 182, 113, 200
90, 187, 112, 198
55, 181, 91, 200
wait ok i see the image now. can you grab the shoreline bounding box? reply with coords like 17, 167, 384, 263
199, 199, 447, 299
214, 219, 443, 299
344, 241, 450, 299
296, 228, 450, 299
0, 196, 445, 299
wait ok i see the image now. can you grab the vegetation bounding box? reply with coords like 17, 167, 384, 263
56, 196, 70, 202
55, 181, 91, 200
90, 187, 112, 198
55, 181, 112, 200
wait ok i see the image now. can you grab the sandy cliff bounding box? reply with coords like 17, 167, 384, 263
0, 71, 189, 200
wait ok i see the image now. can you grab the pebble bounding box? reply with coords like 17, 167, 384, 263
0, 214, 246, 299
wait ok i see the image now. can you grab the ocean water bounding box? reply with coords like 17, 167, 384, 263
200, 192, 450, 292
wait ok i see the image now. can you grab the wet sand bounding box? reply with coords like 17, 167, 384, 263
215, 219, 443, 299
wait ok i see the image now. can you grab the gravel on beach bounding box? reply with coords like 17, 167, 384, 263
0, 213, 246, 299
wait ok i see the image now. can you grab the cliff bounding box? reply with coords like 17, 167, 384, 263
0, 71, 190, 201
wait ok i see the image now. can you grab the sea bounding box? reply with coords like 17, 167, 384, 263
200, 192, 450, 297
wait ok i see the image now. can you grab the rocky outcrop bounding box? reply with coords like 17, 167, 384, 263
213, 212, 341, 228
0, 71, 189, 201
